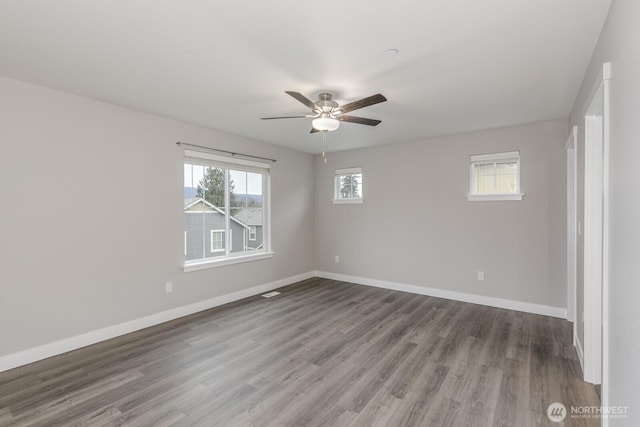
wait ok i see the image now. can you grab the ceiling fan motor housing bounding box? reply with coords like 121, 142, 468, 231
315, 93, 339, 113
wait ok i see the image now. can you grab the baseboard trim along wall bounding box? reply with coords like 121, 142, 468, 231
0, 271, 315, 373
1, 270, 567, 373
315, 271, 567, 319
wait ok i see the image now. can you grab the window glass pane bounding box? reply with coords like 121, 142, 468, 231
338, 173, 362, 199
352, 173, 362, 198
477, 174, 495, 194
342, 175, 352, 198
184, 163, 227, 262
495, 162, 518, 193
471, 160, 518, 195
184, 163, 209, 261
230, 169, 263, 253
472, 163, 495, 194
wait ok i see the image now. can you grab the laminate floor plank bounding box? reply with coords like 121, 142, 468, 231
491, 358, 530, 427
0, 278, 599, 426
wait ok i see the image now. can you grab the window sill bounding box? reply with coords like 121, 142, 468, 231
333, 199, 363, 204
183, 251, 275, 272
467, 193, 524, 202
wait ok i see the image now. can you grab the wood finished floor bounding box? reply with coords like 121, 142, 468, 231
0, 278, 600, 426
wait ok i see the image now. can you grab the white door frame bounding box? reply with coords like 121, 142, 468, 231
565, 126, 577, 330
601, 62, 611, 416
584, 110, 602, 385
582, 62, 610, 391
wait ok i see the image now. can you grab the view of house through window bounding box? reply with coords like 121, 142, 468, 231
334, 167, 363, 203
184, 151, 269, 265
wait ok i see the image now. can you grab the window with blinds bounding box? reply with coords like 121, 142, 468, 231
468, 151, 523, 201
183, 150, 271, 268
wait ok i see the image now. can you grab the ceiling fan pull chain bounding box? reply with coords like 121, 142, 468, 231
322, 131, 328, 164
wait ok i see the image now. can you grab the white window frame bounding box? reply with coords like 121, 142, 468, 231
334, 167, 363, 204
210, 229, 225, 253
183, 150, 273, 272
467, 151, 523, 201
249, 225, 257, 241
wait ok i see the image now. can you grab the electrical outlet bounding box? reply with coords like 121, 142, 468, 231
477, 271, 485, 281
334, 255, 340, 263
165, 282, 173, 294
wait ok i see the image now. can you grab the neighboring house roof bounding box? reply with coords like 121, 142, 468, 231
184, 198, 250, 229
233, 208, 263, 226
184, 197, 201, 208
184, 197, 217, 212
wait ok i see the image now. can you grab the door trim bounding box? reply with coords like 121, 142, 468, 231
601, 61, 611, 418
582, 62, 610, 392
583, 111, 603, 385
565, 126, 577, 329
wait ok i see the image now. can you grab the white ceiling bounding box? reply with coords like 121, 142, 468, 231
0, 1, 611, 153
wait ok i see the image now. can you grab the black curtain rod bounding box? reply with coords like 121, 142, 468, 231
176, 141, 277, 163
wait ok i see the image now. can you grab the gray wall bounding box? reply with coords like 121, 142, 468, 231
0, 76, 315, 357
569, 0, 639, 418
315, 119, 567, 309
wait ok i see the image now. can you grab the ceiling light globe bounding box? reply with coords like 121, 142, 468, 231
312, 116, 340, 132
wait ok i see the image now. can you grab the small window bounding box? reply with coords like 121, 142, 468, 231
249, 226, 257, 241
334, 167, 363, 203
468, 151, 522, 201
211, 230, 225, 252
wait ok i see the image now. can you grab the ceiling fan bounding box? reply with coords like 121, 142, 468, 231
261, 91, 387, 133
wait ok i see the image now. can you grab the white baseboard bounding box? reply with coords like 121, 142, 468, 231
574, 330, 584, 372
0, 270, 568, 373
315, 271, 567, 319
0, 271, 315, 373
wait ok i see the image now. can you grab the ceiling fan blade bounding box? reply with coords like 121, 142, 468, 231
339, 94, 387, 114
310, 128, 320, 134
285, 91, 317, 111
337, 115, 382, 126
261, 115, 310, 120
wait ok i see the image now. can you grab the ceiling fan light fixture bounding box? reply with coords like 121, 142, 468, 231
312, 115, 340, 132
262, 91, 387, 135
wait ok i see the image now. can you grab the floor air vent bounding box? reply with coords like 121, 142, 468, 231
261, 291, 281, 298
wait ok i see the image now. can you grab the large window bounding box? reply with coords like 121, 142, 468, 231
468, 151, 522, 201
334, 167, 363, 203
183, 150, 271, 270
